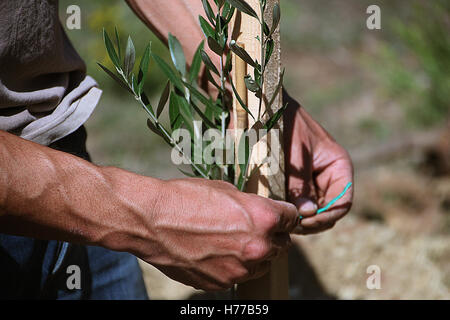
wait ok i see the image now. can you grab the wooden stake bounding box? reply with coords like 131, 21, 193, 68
232, 0, 289, 300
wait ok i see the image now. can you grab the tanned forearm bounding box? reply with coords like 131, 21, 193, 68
125, 0, 211, 65
0, 130, 162, 255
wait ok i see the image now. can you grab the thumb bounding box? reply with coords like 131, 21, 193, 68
286, 146, 318, 218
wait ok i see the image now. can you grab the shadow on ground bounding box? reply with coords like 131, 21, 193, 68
186, 245, 336, 300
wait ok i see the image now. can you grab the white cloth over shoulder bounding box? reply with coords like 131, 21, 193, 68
0, 0, 101, 146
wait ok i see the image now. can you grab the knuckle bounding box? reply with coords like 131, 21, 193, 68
233, 268, 250, 282
243, 239, 271, 261
259, 209, 279, 232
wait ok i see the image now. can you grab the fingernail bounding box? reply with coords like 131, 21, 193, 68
299, 201, 318, 214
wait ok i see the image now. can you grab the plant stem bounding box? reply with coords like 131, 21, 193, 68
257, 1, 265, 121
118, 69, 209, 179
218, 7, 228, 180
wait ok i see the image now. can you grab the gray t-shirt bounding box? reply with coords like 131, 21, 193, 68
0, 0, 101, 146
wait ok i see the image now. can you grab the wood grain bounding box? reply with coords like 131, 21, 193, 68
231, 0, 289, 300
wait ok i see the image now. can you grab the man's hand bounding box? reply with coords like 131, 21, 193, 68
0, 130, 298, 292
283, 90, 354, 235
139, 178, 298, 291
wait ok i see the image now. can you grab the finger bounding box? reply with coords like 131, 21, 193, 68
302, 152, 353, 228
271, 232, 292, 253
300, 179, 353, 229
295, 198, 318, 218
243, 261, 271, 282
271, 200, 300, 233
286, 142, 318, 218
293, 221, 335, 235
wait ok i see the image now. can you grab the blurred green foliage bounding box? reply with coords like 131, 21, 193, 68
59, 0, 169, 97
375, 0, 450, 127
55, 0, 449, 175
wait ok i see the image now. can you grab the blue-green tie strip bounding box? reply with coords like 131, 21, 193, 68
299, 182, 352, 220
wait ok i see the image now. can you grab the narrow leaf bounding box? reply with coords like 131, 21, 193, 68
199, 16, 215, 39
137, 43, 152, 95
168, 33, 187, 76
263, 22, 270, 36
141, 92, 155, 116
174, 94, 194, 136
103, 29, 120, 68
190, 101, 218, 129
202, 0, 216, 26
207, 37, 223, 56
169, 92, 183, 130
114, 27, 122, 62
152, 53, 184, 91
97, 62, 133, 94
124, 36, 136, 78
231, 80, 255, 120
270, 4, 281, 37
226, 0, 259, 20
224, 51, 233, 74
267, 68, 285, 110
265, 38, 274, 66
178, 168, 197, 178
157, 81, 171, 118
264, 103, 289, 132
244, 75, 260, 92
201, 50, 220, 75
183, 80, 222, 117
216, 0, 226, 9
230, 41, 256, 68
206, 69, 221, 90
189, 42, 204, 83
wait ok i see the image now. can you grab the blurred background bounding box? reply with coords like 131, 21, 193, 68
59, 0, 449, 299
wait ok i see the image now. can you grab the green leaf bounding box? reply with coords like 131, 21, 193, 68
189, 42, 204, 83
169, 92, 183, 131
103, 29, 121, 68
152, 53, 184, 92
137, 42, 152, 96
265, 38, 274, 66
230, 80, 255, 120
226, 0, 259, 20
207, 37, 224, 56
236, 129, 251, 190
199, 16, 215, 39
141, 92, 155, 116
264, 103, 288, 132
230, 41, 256, 68
244, 75, 260, 92
270, 3, 281, 37
222, 2, 231, 17
114, 27, 122, 62
216, 0, 225, 9
124, 36, 136, 78
224, 6, 236, 24
224, 51, 233, 74
157, 81, 171, 118
267, 68, 285, 110
201, 50, 220, 75
205, 69, 221, 90
190, 100, 218, 129
97, 62, 133, 95
202, 0, 216, 26
131, 74, 138, 93
168, 33, 187, 76
147, 119, 165, 140
263, 22, 270, 36
182, 80, 222, 117
174, 94, 195, 136
178, 168, 198, 178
